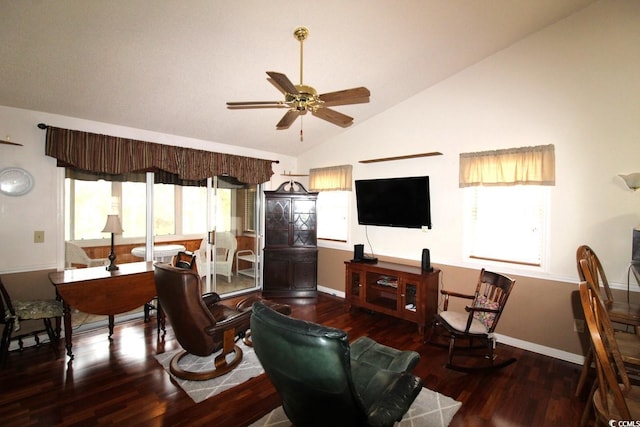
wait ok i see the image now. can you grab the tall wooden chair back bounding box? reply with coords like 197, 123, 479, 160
576, 244, 640, 327
578, 279, 640, 423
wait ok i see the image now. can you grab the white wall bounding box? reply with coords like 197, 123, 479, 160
298, 0, 640, 285
0, 106, 296, 273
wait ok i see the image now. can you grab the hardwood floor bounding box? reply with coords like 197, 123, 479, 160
0, 292, 587, 426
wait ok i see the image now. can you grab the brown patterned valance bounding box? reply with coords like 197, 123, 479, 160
44, 126, 276, 185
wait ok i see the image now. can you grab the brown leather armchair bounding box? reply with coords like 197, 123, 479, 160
154, 263, 252, 380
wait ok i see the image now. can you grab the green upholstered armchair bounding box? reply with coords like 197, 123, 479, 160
250, 301, 423, 427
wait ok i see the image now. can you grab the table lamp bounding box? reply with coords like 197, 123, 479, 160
102, 214, 124, 271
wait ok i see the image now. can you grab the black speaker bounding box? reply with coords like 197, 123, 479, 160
354, 244, 364, 261
633, 229, 640, 263
421, 248, 433, 272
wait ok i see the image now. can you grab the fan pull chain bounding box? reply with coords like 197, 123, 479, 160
300, 116, 304, 142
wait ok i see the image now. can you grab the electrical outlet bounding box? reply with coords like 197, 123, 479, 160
573, 319, 585, 333
34, 230, 45, 243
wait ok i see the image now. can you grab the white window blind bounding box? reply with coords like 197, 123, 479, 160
309, 165, 352, 242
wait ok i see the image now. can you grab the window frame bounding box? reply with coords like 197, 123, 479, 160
463, 184, 550, 270
316, 190, 350, 246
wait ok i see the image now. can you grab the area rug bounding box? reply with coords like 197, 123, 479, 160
249, 386, 462, 427
155, 341, 263, 403
156, 344, 462, 426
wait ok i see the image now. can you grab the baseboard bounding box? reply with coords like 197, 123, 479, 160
317, 285, 345, 299
495, 334, 584, 365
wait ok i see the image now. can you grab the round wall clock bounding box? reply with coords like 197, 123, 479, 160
0, 167, 34, 196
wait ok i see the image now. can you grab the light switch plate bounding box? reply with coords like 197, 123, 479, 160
34, 230, 44, 243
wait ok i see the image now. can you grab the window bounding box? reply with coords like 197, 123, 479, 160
65, 179, 112, 240
317, 191, 349, 242
65, 178, 208, 240
309, 164, 352, 243
181, 186, 208, 235
121, 182, 146, 238
460, 145, 554, 267
215, 188, 232, 232
242, 187, 257, 233
465, 185, 548, 266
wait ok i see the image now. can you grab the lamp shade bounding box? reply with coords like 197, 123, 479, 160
619, 173, 640, 191
102, 214, 124, 234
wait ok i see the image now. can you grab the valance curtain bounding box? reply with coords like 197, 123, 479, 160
44, 126, 276, 185
459, 144, 555, 188
308, 164, 353, 191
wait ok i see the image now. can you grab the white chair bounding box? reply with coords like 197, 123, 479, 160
65, 241, 108, 269
196, 232, 237, 283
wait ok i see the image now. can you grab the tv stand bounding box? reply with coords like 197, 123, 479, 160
345, 260, 440, 335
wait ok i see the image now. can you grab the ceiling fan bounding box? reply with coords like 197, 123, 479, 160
226, 27, 370, 131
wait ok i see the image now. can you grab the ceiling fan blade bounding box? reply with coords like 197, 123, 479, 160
276, 110, 301, 129
226, 101, 286, 109
312, 107, 354, 128
319, 87, 370, 107
0, 139, 23, 146
266, 71, 299, 95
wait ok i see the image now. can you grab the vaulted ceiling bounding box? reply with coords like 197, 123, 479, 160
0, 0, 597, 156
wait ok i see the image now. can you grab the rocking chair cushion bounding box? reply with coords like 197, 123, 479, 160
439, 310, 488, 335
472, 295, 499, 329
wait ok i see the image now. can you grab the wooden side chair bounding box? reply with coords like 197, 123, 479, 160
579, 280, 640, 424
427, 268, 516, 371
0, 277, 63, 367
575, 246, 640, 398
577, 258, 640, 426
576, 245, 640, 328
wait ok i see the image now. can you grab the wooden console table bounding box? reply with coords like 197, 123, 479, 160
48, 261, 156, 359
345, 261, 440, 335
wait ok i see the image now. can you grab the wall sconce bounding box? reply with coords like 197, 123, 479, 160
618, 173, 640, 191
102, 214, 124, 271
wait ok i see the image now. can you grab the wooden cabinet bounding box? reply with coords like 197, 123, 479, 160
263, 181, 318, 298
345, 261, 440, 335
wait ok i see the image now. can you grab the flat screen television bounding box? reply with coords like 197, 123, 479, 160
355, 176, 431, 229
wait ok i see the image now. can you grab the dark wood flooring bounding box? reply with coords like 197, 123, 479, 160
0, 292, 588, 426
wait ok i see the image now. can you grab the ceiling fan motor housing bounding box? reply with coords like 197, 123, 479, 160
287, 84, 322, 112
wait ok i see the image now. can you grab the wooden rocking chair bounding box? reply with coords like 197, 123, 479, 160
428, 268, 516, 372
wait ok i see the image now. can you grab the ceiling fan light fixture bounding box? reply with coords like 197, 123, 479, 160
226, 26, 369, 131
